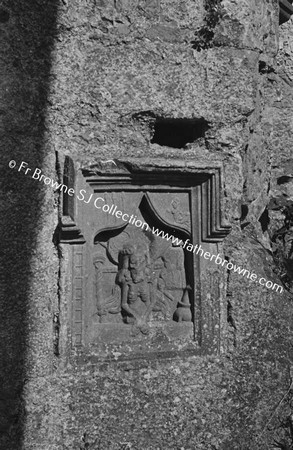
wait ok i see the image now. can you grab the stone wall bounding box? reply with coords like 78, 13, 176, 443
2, 0, 293, 449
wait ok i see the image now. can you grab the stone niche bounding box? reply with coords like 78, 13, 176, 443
59, 157, 231, 361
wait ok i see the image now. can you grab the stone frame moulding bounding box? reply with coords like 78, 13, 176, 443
58, 156, 231, 363
279, 0, 293, 24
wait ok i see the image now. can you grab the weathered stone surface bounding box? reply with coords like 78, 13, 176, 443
2, 0, 293, 449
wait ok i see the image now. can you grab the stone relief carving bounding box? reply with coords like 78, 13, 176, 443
94, 221, 192, 333
93, 254, 121, 323
60, 158, 231, 350
167, 197, 190, 228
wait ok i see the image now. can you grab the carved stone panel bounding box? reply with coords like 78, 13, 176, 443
59, 158, 231, 359
94, 222, 189, 328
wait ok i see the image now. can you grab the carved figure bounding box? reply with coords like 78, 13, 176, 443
167, 197, 189, 227
158, 246, 186, 290
117, 242, 154, 330
94, 254, 121, 323
173, 288, 192, 322
94, 213, 192, 329
150, 245, 186, 319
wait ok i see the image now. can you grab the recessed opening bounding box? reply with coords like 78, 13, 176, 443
240, 204, 249, 222
277, 176, 293, 185
258, 61, 275, 75
259, 208, 270, 233
62, 155, 75, 219
240, 204, 249, 230
151, 118, 209, 149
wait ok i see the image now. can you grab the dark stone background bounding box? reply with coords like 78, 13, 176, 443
2, 0, 293, 449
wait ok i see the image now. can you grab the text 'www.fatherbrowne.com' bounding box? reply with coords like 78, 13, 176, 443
10, 159, 283, 294
150, 228, 283, 293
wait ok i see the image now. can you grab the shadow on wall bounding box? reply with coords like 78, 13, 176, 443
0, 0, 58, 448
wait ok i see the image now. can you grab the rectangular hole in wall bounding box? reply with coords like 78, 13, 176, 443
151, 117, 209, 148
